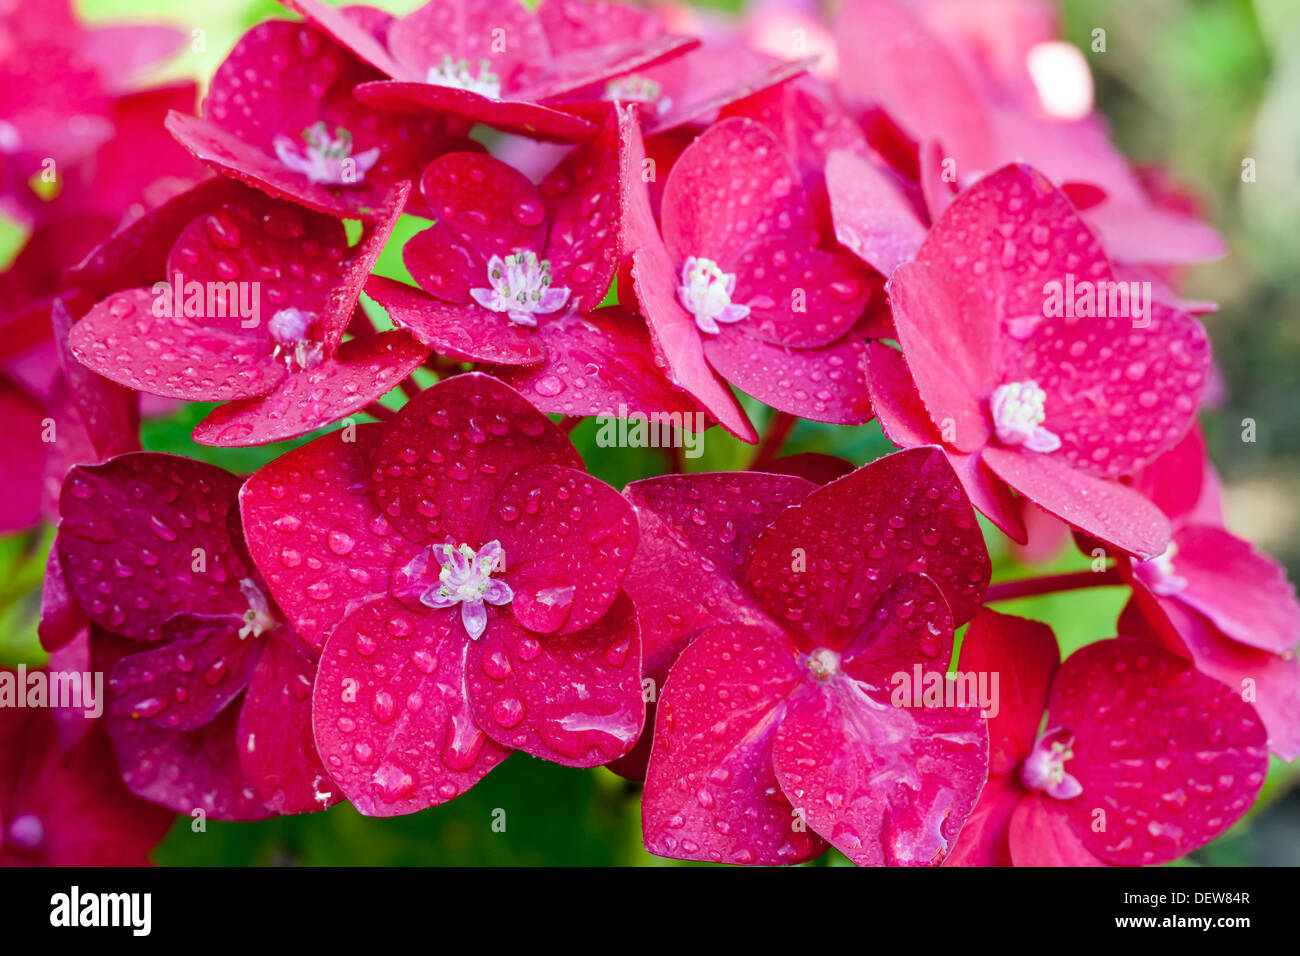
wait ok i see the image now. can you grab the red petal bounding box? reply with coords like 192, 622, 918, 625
958, 609, 1059, 774
371, 372, 582, 546
1014, 301, 1210, 479
772, 666, 987, 866
108, 693, 272, 821
240, 423, 395, 651
887, 260, 990, 452
201, 21, 448, 215
57, 453, 249, 642
827, 148, 926, 277
312, 598, 509, 816
1126, 590, 1300, 761
499, 307, 705, 418
190, 330, 428, 447
835, 0, 993, 172
539, 105, 625, 312
661, 117, 816, 266
486, 464, 636, 635
236, 630, 338, 814
416, 152, 548, 266
620, 111, 756, 441
1145, 525, 1300, 655
943, 774, 1021, 867
982, 445, 1170, 558
746, 447, 990, 645
1049, 638, 1268, 866
1007, 794, 1107, 866
366, 276, 543, 365
166, 112, 402, 219
355, 82, 597, 142
703, 321, 876, 425
69, 288, 283, 401
0, 707, 173, 865
282, 0, 409, 78
108, 616, 258, 732
386, 0, 549, 86
642, 623, 823, 865
466, 594, 643, 765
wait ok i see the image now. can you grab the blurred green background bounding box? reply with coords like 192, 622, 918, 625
1, 0, 1298, 865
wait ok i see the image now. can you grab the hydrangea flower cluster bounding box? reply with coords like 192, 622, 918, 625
2, 0, 1295, 868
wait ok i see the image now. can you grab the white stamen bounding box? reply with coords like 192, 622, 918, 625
420, 540, 513, 641
990, 380, 1061, 453
268, 308, 326, 371
677, 257, 750, 334
238, 578, 279, 640
1141, 543, 1189, 596
1021, 728, 1083, 800
470, 251, 571, 327
426, 55, 501, 99
273, 121, 379, 186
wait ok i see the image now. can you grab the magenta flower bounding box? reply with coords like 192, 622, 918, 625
639, 447, 991, 865
621, 112, 878, 440
67, 182, 429, 446
829, 0, 1225, 270
948, 611, 1268, 866
866, 163, 1211, 557
54, 452, 338, 819
1, 691, 175, 866
0, 0, 186, 225
372, 106, 701, 420
238, 373, 643, 816
166, 17, 471, 219
1117, 427, 1300, 759
283, 0, 695, 143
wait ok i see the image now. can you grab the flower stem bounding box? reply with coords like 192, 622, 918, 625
363, 401, 395, 422
984, 567, 1124, 603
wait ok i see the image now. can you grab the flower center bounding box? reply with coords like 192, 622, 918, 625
1020, 728, 1082, 799
470, 251, 572, 327
238, 578, 279, 640
806, 647, 842, 680
677, 257, 750, 334
604, 74, 670, 114
990, 380, 1061, 453
419, 540, 513, 641
1140, 542, 1188, 596
5, 813, 45, 853
267, 308, 326, 371
273, 121, 380, 186
426, 55, 501, 99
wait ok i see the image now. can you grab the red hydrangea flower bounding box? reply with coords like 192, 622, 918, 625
283, 0, 695, 143
1, 688, 175, 866
546, 0, 814, 137
166, 17, 473, 219
54, 452, 337, 819
621, 112, 880, 439
68, 182, 429, 446
371, 106, 698, 420
238, 373, 643, 816
949, 611, 1268, 866
0, 0, 187, 224
828, 0, 1225, 269
1117, 427, 1300, 759
866, 163, 1211, 557
639, 447, 991, 865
